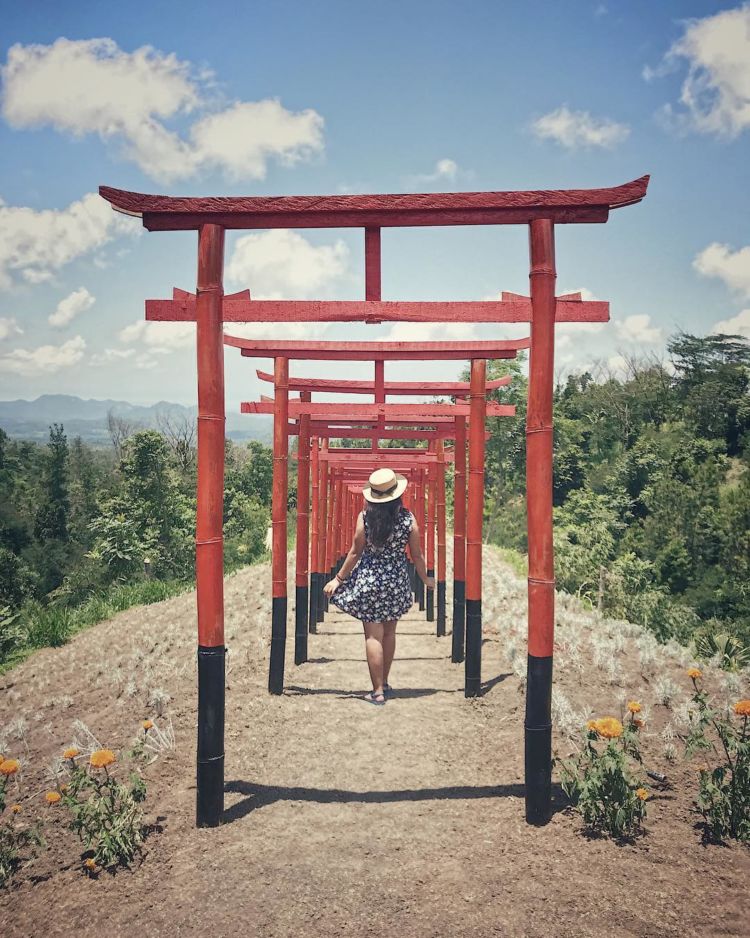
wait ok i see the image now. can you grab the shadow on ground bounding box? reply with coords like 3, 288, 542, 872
223, 779, 569, 823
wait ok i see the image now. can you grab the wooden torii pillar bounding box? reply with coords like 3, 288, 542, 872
100, 176, 648, 827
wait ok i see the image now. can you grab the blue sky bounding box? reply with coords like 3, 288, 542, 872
1, 0, 749, 407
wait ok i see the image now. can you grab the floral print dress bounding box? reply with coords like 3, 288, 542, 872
331, 505, 414, 622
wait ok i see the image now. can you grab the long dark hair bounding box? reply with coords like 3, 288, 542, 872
366, 496, 403, 548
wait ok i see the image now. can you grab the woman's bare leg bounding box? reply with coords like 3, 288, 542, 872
362, 620, 385, 695
382, 620, 397, 684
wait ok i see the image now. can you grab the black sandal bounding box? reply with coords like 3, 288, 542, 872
383, 683, 395, 699
363, 690, 386, 706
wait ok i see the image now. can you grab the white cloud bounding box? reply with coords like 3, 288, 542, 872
1, 38, 324, 183
693, 242, 750, 297
223, 321, 331, 341
711, 308, 750, 339
409, 158, 460, 185
531, 106, 630, 149
0, 335, 86, 375
226, 229, 349, 299
118, 319, 195, 351
383, 322, 478, 342
607, 354, 629, 376
90, 347, 136, 366
614, 314, 663, 344
49, 286, 95, 327
0, 317, 22, 340
0, 191, 138, 290
645, 5, 750, 138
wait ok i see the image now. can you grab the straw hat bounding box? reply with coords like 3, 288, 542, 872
362, 467, 408, 504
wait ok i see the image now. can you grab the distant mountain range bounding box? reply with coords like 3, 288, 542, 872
0, 394, 272, 445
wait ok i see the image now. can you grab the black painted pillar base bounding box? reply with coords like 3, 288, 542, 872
525, 653, 553, 825
408, 561, 416, 598
309, 573, 319, 634
426, 568, 435, 621
197, 644, 225, 827
436, 580, 446, 636
294, 585, 308, 665
465, 598, 481, 697
317, 574, 325, 623
416, 577, 425, 611
451, 579, 465, 663
268, 596, 287, 695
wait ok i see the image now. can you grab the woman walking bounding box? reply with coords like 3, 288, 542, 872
323, 468, 434, 706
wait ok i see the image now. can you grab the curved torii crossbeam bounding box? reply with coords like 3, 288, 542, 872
100, 174, 649, 829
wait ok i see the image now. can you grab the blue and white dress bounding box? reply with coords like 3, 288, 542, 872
331, 506, 414, 622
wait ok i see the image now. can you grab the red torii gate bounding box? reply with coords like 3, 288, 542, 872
257, 365, 511, 648
100, 175, 649, 829
232, 339, 524, 702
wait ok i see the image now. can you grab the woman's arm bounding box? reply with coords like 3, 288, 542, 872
323, 512, 366, 596
408, 516, 435, 590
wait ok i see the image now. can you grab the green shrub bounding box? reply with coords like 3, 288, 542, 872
0, 762, 44, 887
558, 708, 649, 838
24, 602, 73, 648
61, 748, 147, 870
684, 670, 750, 842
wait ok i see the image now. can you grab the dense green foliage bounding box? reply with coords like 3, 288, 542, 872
471, 333, 750, 655
0, 425, 272, 666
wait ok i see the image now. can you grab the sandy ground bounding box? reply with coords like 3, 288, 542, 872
1, 548, 748, 938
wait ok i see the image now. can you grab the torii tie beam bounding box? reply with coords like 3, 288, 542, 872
100, 175, 649, 829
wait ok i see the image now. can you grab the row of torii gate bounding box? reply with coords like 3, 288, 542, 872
100, 175, 649, 829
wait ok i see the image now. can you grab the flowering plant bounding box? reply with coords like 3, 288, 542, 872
683, 670, 750, 842
60, 745, 147, 869
558, 707, 648, 838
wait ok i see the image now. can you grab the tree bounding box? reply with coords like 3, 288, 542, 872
34, 424, 70, 542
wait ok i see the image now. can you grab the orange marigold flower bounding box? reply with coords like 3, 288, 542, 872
84, 858, 97, 870
632, 717, 644, 729
687, 667, 702, 680
594, 717, 623, 739
0, 758, 20, 776
142, 719, 154, 731
635, 788, 648, 801
63, 747, 79, 760
10, 804, 21, 814
734, 700, 750, 717
45, 791, 61, 804
89, 749, 116, 769
586, 719, 598, 732
626, 701, 641, 713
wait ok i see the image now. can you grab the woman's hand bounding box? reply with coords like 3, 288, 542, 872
323, 577, 340, 597
425, 576, 436, 591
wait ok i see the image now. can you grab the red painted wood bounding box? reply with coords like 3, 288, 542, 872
243, 401, 516, 417
527, 220, 556, 659
310, 437, 321, 575
318, 441, 329, 578
100, 177, 649, 230
466, 360, 487, 602
320, 451, 454, 464
290, 426, 487, 441
256, 370, 512, 394
272, 357, 289, 600
146, 297, 608, 324
226, 336, 529, 360
295, 391, 311, 588
453, 416, 467, 581
365, 228, 381, 302
195, 224, 225, 648
436, 440, 447, 583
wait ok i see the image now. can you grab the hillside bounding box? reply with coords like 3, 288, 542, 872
1, 548, 748, 935
0, 395, 272, 444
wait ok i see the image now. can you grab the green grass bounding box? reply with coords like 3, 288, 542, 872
0, 578, 192, 675
488, 545, 528, 578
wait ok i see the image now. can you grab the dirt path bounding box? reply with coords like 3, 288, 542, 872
1, 550, 748, 937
